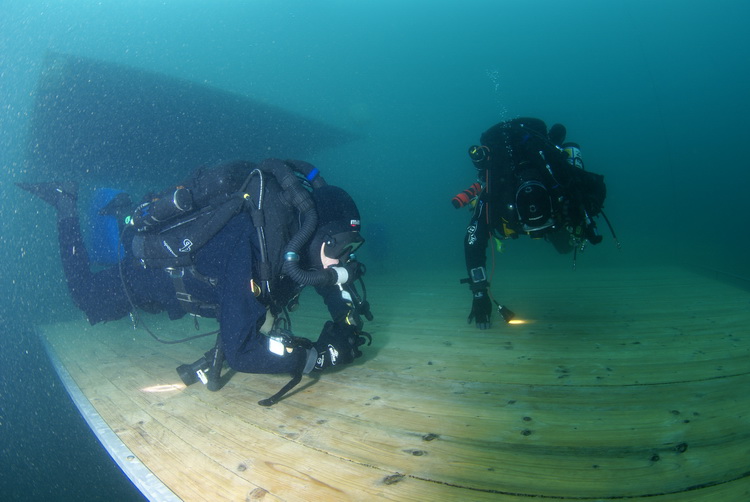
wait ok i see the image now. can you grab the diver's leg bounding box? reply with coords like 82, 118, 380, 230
16, 183, 92, 300
56, 198, 131, 323
222, 330, 308, 375
16, 182, 95, 309
57, 215, 96, 313
17, 182, 130, 323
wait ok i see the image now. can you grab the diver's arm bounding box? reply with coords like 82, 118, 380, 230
464, 199, 490, 285
464, 200, 492, 329
315, 283, 353, 323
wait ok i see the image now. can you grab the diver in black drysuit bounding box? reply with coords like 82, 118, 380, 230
17, 160, 370, 380
461, 118, 607, 330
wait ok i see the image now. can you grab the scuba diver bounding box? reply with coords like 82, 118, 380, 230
453, 117, 616, 329
17, 158, 373, 405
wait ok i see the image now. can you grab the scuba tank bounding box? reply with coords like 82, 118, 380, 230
562, 142, 584, 170
560, 143, 602, 244
130, 186, 194, 231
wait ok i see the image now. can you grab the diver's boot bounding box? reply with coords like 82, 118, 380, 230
175, 346, 225, 389
16, 181, 79, 219
176, 356, 209, 386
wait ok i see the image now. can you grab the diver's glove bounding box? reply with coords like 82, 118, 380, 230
468, 289, 492, 329
312, 321, 372, 370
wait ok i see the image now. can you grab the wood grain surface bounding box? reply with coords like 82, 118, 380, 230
43, 265, 750, 501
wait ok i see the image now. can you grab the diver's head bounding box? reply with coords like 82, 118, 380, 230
309, 185, 364, 268
548, 123, 567, 146
468, 144, 491, 168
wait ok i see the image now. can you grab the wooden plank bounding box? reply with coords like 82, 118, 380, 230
42, 266, 750, 500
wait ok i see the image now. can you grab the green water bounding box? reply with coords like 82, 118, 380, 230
1, 1, 748, 499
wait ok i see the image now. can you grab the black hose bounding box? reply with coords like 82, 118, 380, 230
600, 210, 621, 249
256, 159, 340, 287
258, 370, 303, 406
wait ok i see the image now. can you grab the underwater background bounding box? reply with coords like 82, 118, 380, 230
1, 1, 748, 500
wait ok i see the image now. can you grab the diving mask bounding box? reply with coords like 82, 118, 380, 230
324, 231, 364, 260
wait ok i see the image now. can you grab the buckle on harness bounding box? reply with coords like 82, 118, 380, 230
166, 267, 185, 279
175, 291, 194, 303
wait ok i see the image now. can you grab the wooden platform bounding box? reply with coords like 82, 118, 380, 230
41, 266, 750, 501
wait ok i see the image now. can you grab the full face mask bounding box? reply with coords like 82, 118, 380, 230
324, 229, 364, 260
309, 185, 363, 267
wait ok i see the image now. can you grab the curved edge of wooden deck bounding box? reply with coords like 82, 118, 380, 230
41, 333, 180, 502
38, 265, 750, 501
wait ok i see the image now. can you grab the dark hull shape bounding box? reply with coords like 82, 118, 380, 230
25, 53, 356, 185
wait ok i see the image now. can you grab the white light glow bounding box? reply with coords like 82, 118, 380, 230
140, 383, 186, 393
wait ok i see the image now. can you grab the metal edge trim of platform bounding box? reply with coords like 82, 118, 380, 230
39, 329, 182, 502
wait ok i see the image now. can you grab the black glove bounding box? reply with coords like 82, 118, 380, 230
468, 290, 492, 329
313, 321, 372, 370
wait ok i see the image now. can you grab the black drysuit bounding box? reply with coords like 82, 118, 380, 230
57, 210, 347, 374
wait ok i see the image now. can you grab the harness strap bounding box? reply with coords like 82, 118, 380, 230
167, 267, 219, 317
